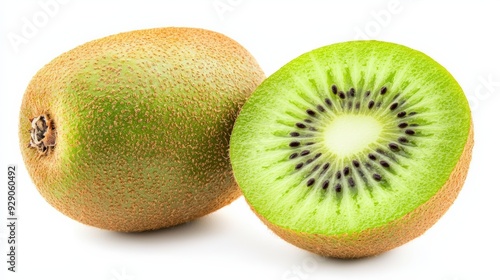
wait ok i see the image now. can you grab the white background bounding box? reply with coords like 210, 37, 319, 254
1, 1, 499, 279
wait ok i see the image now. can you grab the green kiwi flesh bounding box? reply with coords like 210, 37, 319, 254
230, 40, 473, 258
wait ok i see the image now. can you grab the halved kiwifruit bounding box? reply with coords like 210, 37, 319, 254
230, 40, 473, 258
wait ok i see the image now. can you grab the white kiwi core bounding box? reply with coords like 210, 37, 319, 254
323, 115, 383, 158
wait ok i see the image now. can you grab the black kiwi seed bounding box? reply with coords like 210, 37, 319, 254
306, 142, 315, 146
304, 119, 313, 123
355, 102, 361, 109
398, 123, 408, 128
335, 184, 342, 192
409, 112, 417, 116
389, 103, 399, 110
306, 158, 313, 164
405, 129, 416, 135
290, 132, 300, 137
348, 178, 355, 187
398, 137, 409, 143
353, 160, 360, 167
349, 88, 355, 97
322, 163, 330, 170
336, 171, 342, 179
312, 164, 320, 172
343, 166, 350, 176
397, 111, 407, 118
317, 105, 325, 112
322, 180, 329, 189
295, 162, 304, 170
368, 100, 375, 109
296, 123, 306, 128
388, 143, 400, 151
339, 91, 346, 99
365, 91, 371, 97
289, 153, 298, 159
300, 150, 310, 156
332, 85, 338, 94
289, 141, 300, 147
325, 98, 332, 106
380, 86, 387, 95
368, 154, 377, 160
378, 149, 396, 161
380, 160, 390, 168
307, 178, 315, 187
306, 109, 316, 117
373, 174, 382, 181
314, 153, 322, 159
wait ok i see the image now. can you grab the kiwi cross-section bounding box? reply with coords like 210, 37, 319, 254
230, 40, 473, 258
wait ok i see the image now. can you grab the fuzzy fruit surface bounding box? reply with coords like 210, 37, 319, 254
19, 27, 265, 232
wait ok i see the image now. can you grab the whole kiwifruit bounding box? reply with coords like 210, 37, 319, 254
19, 27, 265, 232
230, 41, 473, 258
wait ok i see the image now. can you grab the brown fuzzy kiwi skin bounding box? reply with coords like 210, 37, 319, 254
19, 27, 265, 232
250, 125, 473, 258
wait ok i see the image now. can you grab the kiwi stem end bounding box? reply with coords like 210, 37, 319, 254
28, 114, 56, 155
